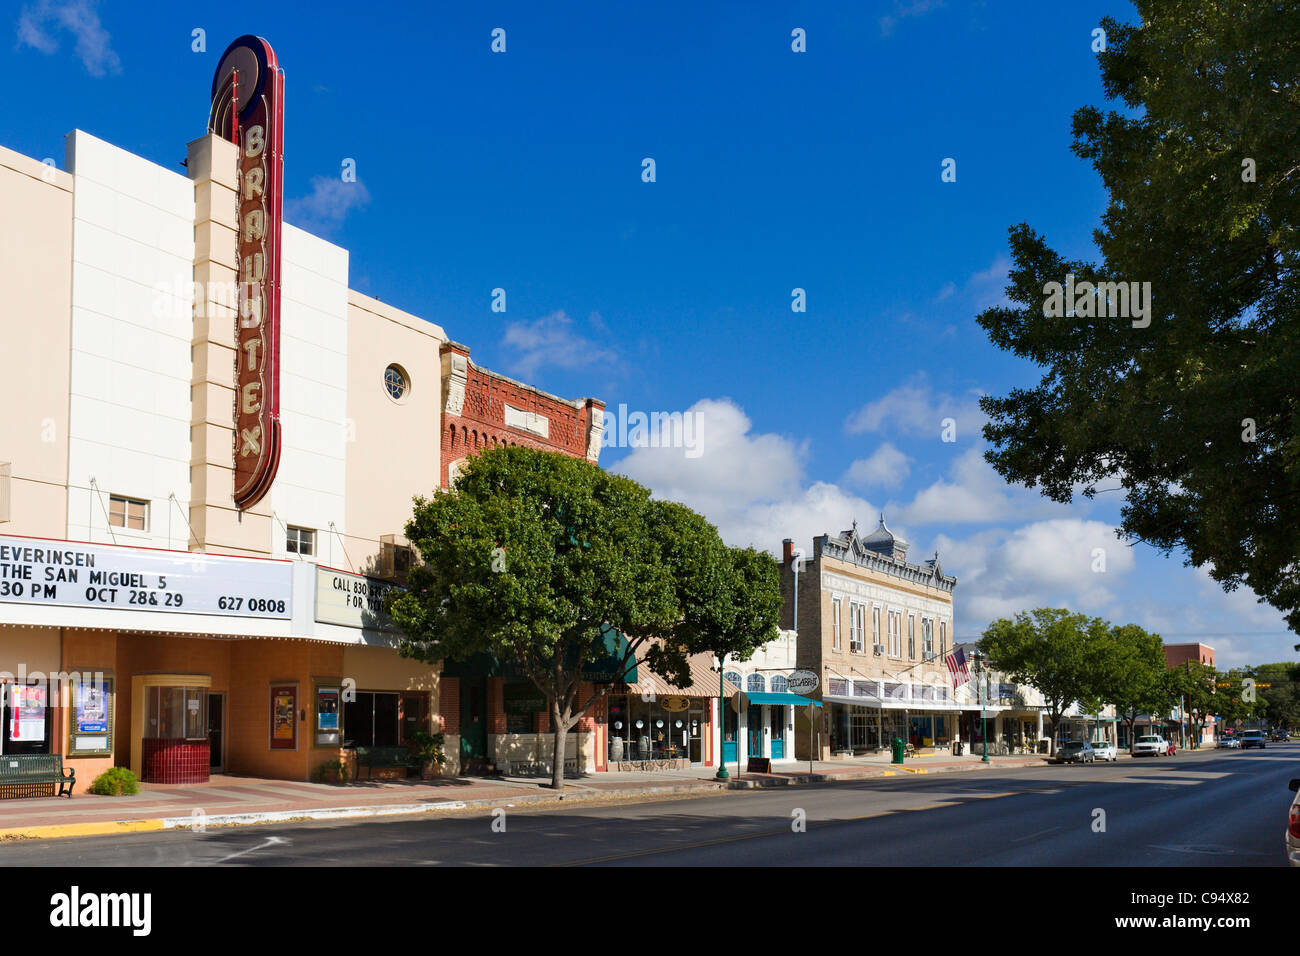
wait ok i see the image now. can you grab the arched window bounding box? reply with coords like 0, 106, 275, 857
747, 673, 765, 693
724, 671, 742, 690
770, 675, 788, 694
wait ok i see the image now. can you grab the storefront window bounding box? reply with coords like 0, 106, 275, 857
146, 686, 206, 740
503, 682, 544, 734
344, 691, 399, 747
1, 683, 52, 754
607, 694, 702, 763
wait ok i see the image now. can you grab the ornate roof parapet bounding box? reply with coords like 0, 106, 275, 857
813, 516, 957, 592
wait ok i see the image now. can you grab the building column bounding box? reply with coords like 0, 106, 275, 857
186, 134, 272, 556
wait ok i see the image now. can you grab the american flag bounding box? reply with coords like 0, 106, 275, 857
945, 648, 971, 689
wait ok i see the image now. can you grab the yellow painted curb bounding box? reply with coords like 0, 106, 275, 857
0, 819, 165, 841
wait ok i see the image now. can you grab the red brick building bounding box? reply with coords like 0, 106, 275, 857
1164, 642, 1215, 670
439, 341, 604, 488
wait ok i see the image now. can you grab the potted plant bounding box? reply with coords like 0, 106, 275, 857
410, 731, 447, 780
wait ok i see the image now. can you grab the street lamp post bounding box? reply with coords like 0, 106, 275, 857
715, 661, 729, 781
971, 650, 989, 763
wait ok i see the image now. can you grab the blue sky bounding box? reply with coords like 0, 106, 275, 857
5, 0, 1295, 666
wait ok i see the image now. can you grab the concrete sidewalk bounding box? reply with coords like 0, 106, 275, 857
0, 751, 1051, 841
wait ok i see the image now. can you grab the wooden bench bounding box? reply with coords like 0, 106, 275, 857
0, 753, 76, 798
354, 745, 416, 780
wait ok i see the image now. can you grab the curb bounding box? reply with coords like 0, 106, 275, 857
0, 819, 165, 842
0, 758, 1053, 841
724, 757, 1049, 788
0, 782, 729, 841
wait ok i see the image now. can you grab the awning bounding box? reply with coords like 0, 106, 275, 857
632, 651, 739, 698
742, 691, 822, 708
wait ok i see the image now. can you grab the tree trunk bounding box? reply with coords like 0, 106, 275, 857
550, 699, 568, 790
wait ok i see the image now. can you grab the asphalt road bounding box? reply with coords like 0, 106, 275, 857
6, 744, 1298, 866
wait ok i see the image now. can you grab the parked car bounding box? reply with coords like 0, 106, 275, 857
1241, 730, 1267, 750
1090, 740, 1117, 762
1058, 740, 1096, 764
1132, 735, 1168, 757
1269, 729, 1291, 742
1218, 736, 1241, 749
1287, 778, 1300, 867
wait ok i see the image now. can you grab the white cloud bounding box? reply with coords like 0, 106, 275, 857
613, 398, 877, 553
879, 0, 945, 37
932, 519, 1136, 635
501, 310, 617, 378
844, 372, 985, 439
896, 445, 1074, 526
16, 0, 119, 76
845, 443, 911, 490
285, 176, 371, 234
966, 255, 1013, 310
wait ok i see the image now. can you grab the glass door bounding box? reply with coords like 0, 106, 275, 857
207, 693, 225, 772
770, 706, 785, 759
747, 705, 764, 758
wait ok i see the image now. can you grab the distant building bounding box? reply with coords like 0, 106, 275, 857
1163, 642, 1215, 669
784, 516, 960, 758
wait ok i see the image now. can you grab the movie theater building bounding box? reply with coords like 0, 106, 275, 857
0, 37, 604, 785
785, 517, 962, 758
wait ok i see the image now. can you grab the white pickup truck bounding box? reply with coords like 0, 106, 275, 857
1132, 734, 1168, 757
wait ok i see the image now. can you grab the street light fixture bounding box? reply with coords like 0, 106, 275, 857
970, 649, 990, 763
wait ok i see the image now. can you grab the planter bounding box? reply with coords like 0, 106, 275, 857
420, 760, 442, 781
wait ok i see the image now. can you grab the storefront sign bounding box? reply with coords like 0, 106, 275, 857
787, 670, 819, 695
270, 684, 296, 750
11, 685, 46, 741
209, 35, 285, 510
660, 696, 689, 712
0, 534, 292, 620
314, 568, 404, 630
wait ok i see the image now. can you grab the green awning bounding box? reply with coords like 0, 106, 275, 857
744, 691, 823, 708
582, 625, 637, 683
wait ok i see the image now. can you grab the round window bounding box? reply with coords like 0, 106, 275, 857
384, 364, 409, 401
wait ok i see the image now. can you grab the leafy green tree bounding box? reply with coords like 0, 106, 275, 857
1244, 662, 1298, 731
1167, 661, 1218, 745
975, 2, 1300, 634
979, 609, 1110, 753
387, 446, 779, 789
1096, 624, 1169, 753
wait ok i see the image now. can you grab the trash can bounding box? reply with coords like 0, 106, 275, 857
951, 740, 964, 756
891, 737, 906, 764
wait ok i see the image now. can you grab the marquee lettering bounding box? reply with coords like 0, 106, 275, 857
209, 35, 284, 509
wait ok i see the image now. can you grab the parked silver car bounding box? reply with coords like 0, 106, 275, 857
1218, 735, 1241, 749
1058, 740, 1097, 764
1090, 740, 1117, 762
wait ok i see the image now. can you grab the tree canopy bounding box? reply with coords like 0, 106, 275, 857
975, 2, 1300, 632
387, 445, 780, 788
1095, 623, 1169, 751
979, 608, 1111, 750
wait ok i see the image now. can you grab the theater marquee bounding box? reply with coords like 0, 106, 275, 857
0, 535, 292, 620
209, 35, 285, 510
